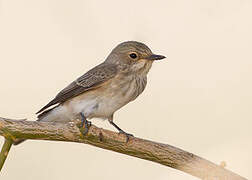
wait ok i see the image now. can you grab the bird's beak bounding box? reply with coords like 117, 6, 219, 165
146, 54, 166, 61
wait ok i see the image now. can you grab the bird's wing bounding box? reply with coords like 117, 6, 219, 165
36, 63, 117, 114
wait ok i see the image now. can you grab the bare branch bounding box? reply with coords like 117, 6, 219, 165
0, 117, 247, 180
0, 138, 13, 171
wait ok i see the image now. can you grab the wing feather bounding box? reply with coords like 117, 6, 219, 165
36, 63, 117, 114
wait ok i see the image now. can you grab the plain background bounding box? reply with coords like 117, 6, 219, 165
0, 0, 251, 179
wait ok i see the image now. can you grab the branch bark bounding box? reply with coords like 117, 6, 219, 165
0, 117, 247, 180
0, 138, 13, 171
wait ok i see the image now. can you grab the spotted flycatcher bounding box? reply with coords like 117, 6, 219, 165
14, 41, 165, 144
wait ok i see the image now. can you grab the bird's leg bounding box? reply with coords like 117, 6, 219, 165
109, 120, 133, 142
79, 112, 91, 135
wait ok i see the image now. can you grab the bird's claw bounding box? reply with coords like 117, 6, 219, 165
79, 113, 91, 136
119, 130, 134, 142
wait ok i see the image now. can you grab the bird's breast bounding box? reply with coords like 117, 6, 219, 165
65, 74, 147, 119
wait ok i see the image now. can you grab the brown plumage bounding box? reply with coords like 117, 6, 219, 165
14, 41, 165, 145
36, 63, 118, 114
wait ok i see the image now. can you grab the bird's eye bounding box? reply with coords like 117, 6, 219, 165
129, 53, 137, 59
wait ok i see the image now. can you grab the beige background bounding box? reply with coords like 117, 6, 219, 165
0, 0, 251, 179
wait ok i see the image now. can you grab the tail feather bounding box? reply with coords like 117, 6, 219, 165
37, 105, 59, 120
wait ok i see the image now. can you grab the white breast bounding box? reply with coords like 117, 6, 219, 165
41, 74, 147, 122
71, 74, 147, 119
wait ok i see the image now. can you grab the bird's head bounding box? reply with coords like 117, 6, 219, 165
105, 41, 166, 75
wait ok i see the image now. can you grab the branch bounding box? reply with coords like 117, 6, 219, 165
0, 117, 247, 180
0, 138, 13, 171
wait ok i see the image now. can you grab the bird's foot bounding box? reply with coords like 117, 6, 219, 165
109, 121, 134, 142
78, 113, 91, 135
119, 130, 134, 142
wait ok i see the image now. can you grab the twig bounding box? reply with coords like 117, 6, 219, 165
0, 117, 247, 180
0, 138, 13, 171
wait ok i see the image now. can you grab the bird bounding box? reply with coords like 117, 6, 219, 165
13, 41, 165, 145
